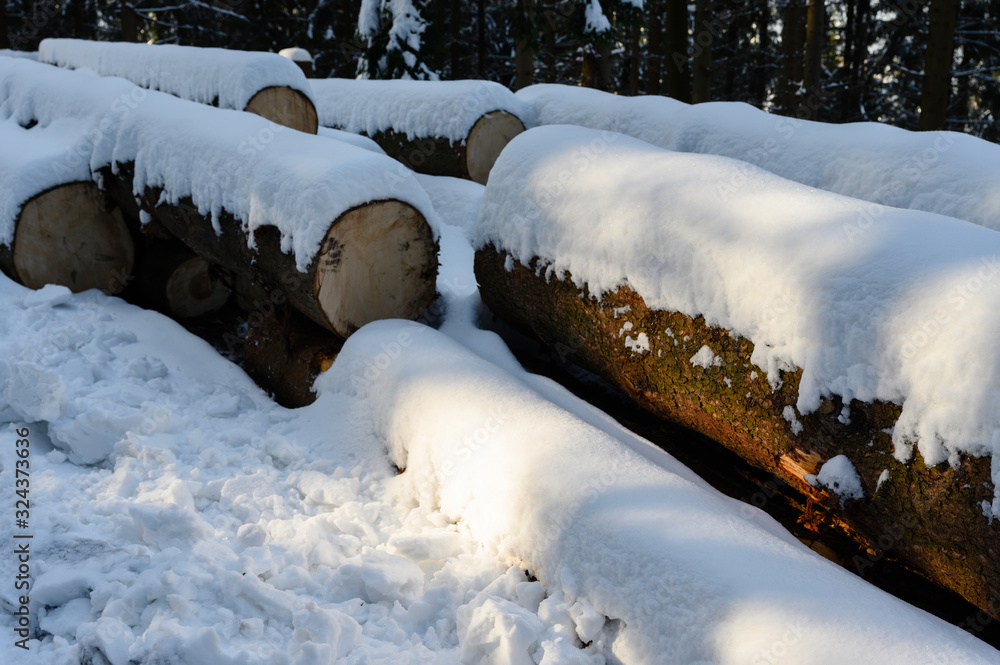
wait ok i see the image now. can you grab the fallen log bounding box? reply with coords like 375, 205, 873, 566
309, 79, 533, 184
38, 38, 318, 133
0, 120, 133, 294
1, 58, 440, 338
474, 125, 1000, 618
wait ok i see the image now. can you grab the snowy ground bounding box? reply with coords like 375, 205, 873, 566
0, 172, 998, 665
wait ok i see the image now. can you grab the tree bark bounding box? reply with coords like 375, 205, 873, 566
100, 164, 437, 340
477, 0, 487, 79
919, 0, 959, 131
474, 245, 1000, 622
664, 0, 692, 102
514, 0, 536, 91
0, 182, 135, 295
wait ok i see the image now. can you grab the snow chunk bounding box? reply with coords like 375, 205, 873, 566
876, 469, 890, 492
625, 332, 650, 354
689, 345, 721, 369
782, 405, 804, 436
309, 78, 535, 143
39, 38, 314, 112
811, 455, 865, 504
23, 284, 73, 308
278, 47, 313, 63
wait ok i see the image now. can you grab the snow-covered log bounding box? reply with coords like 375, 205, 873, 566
0, 119, 134, 294
517, 83, 1000, 231
322, 320, 1000, 665
310, 79, 534, 184
0, 57, 440, 339
474, 125, 1000, 618
134, 235, 230, 319
38, 38, 319, 134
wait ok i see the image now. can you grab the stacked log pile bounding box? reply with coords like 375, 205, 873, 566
0, 55, 439, 404
474, 125, 1000, 619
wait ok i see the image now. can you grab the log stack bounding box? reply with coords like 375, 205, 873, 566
38, 38, 318, 134
474, 125, 1000, 619
1, 56, 440, 404
310, 79, 534, 184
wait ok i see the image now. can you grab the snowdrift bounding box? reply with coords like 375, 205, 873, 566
322, 319, 1000, 665
38, 38, 318, 133
474, 125, 1000, 614
517, 83, 1000, 231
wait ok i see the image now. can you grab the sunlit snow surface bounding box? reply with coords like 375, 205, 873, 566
0, 174, 996, 664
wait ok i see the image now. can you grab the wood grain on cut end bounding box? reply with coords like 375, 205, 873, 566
12, 181, 134, 294
465, 110, 526, 184
244, 85, 319, 134
313, 199, 438, 338
165, 256, 230, 318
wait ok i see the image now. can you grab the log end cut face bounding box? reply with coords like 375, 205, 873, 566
465, 111, 526, 185
165, 256, 231, 319
13, 182, 135, 295
314, 200, 437, 337
244, 86, 319, 134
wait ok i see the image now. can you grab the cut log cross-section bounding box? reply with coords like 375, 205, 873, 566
243, 86, 318, 134
133, 236, 230, 319
101, 165, 438, 339
0, 181, 134, 294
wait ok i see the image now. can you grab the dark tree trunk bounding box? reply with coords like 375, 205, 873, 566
646, 0, 664, 95
627, 22, 641, 96
450, 0, 464, 78
801, 0, 826, 118
477, 0, 487, 78
750, 0, 771, 108
541, 1, 557, 83
475, 245, 1000, 622
514, 0, 535, 90
691, 0, 712, 103
0, 2, 8, 50
121, 3, 138, 42
780, 0, 807, 115
919, 0, 959, 130
664, 0, 692, 102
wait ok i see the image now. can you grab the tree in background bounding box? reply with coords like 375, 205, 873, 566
356, 0, 438, 79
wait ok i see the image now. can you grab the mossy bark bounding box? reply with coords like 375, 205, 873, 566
475, 245, 1000, 618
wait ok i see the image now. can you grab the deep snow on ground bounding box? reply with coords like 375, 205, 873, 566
0, 170, 997, 664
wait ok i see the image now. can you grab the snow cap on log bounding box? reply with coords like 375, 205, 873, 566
38, 38, 318, 133
475, 124, 1000, 485
319, 319, 1000, 665
310, 78, 535, 183
517, 83, 1000, 231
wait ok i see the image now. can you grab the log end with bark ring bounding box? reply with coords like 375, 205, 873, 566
465, 110, 526, 185
165, 256, 231, 318
9, 181, 135, 294
244, 86, 319, 134
313, 199, 438, 338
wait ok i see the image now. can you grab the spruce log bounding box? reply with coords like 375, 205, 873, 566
38, 39, 319, 134
0, 181, 134, 294
100, 164, 437, 339
370, 110, 526, 184
475, 246, 1000, 620
309, 79, 532, 184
